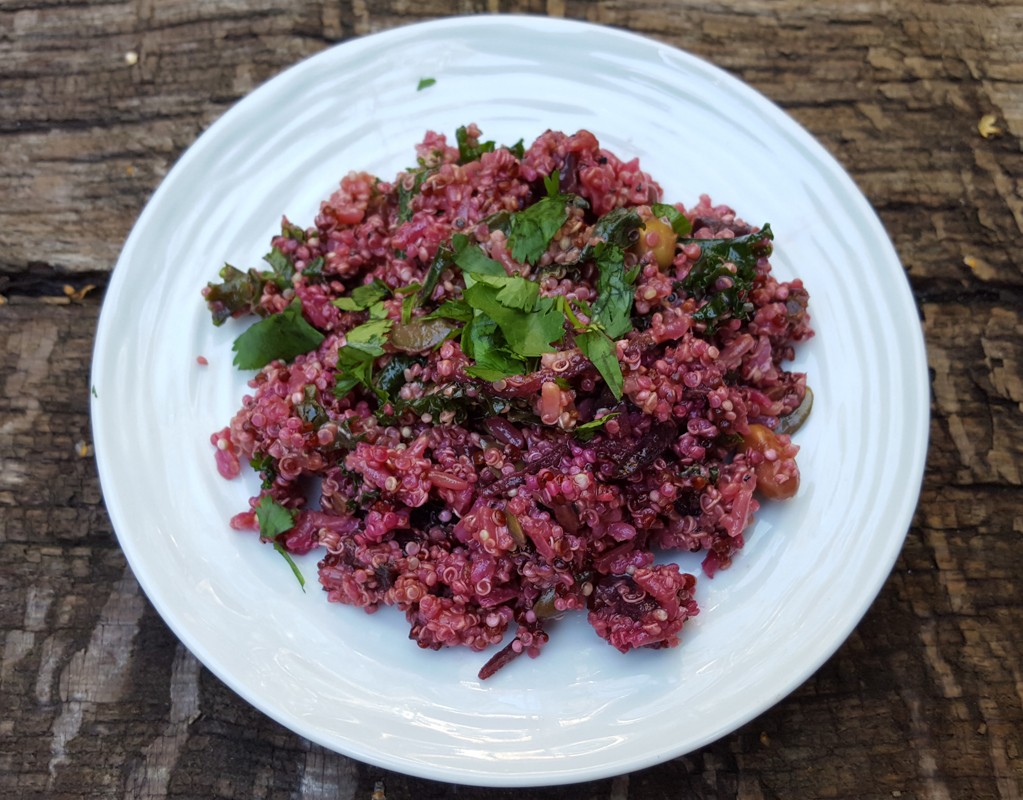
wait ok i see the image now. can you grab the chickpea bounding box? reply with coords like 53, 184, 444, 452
742, 423, 799, 500
634, 216, 677, 269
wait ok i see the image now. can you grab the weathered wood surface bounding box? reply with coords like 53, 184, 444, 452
2, 0, 1021, 797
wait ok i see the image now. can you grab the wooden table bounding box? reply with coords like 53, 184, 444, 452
3, 2, 1021, 797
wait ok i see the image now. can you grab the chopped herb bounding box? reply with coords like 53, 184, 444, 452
574, 412, 620, 442
401, 292, 416, 324
461, 315, 529, 381
376, 354, 425, 399
204, 264, 267, 326
582, 207, 644, 258
232, 299, 325, 370
576, 329, 623, 400
255, 495, 305, 590
456, 125, 496, 164
507, 172, 570, 265
428, 298, 474, 323
301, 256, 325, 281
272, 542, 306, 590
681, 224, 773, 329
262, 247, 295, 290
333, 319, 393, 400
417, 240, 457, 304
416, 77, 436, 91
463, 280, 564, 358
650, 203, 693, 237
91, 385, 98, 398
381, 383, 522, 425
590, 242, 637, 340
452, 234, 506, 277
397, 166, 435, 223
280, 219, 306, 242
249, 451, 277, 489
333, 279, 391, 311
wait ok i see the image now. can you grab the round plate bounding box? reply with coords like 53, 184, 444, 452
91, 15, 929, 787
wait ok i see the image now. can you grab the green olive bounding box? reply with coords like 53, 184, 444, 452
635, 216, 677, 269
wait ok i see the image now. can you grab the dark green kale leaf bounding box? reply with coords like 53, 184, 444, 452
589, 242, 638, 340
580, 207, 644, 260
204, 246, 299, 326
382, 383, 524, 426
681, 224, 773, 329
376, 354, 426, 399
205, 265, 267, 326
417, 239, 458, 304
232, 299, 325, 370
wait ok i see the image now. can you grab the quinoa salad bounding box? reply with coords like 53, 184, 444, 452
203, 125, 813, 679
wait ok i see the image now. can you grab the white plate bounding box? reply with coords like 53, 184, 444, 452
92, 15, 929, 787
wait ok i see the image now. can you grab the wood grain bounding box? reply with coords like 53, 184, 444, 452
2, 1, 1021, 798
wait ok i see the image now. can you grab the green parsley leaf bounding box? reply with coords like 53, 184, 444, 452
416, 77, 436, 91
333, 319, 393, 400
255, 494, 295, 540
273, 542, 307, 590
232, 299, 325, 370
255, 495, 306, 590
576, 329, 624, 400
463, 283, 563, 357
452, 234, 506, 277
332, 279, 390, 311
428, 298, 474, 323
344, 318, 392, 355
507, 187, 569, 265
650, 203, 693, 236
461, 315, 528, 381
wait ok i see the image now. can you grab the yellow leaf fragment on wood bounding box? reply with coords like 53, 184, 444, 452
977, 114, 1002, 139
75, 440, 94, 458
63, 284, 96, 302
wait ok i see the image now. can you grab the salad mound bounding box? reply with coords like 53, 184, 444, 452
204, 125, 813, 678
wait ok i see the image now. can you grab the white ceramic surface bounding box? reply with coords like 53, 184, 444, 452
91, 16, 930, 787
